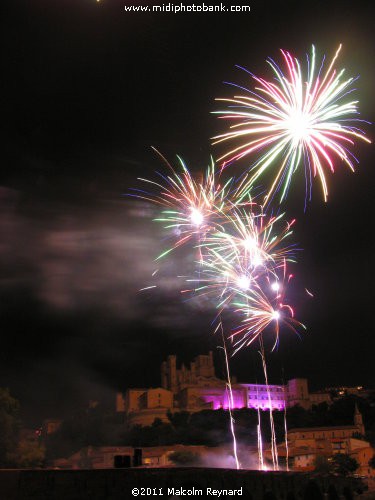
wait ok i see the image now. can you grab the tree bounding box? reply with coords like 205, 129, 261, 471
45, 406, 118, 460
167, 411, 191, 430
168, 450, 201, 466
314, 454, 330, 474
330, 453, 359, 476
9, 440, 45, 468
0, 388, 21, 466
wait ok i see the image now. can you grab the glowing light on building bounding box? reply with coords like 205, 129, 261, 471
200, 383, 286, 411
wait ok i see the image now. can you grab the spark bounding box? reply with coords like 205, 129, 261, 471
213, 45, 370, 205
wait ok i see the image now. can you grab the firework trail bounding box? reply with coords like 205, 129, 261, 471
218, 321, 241, 470
259, 337, 278, 470
257, 404, 265, 471
200, 230, 302, 471
196, 207, 299, 471
284, 387, 289, 472
220, 251, 303, 471
213, 45, 370, 205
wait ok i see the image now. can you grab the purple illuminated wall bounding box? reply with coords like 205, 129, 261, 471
201, 384, 286, 411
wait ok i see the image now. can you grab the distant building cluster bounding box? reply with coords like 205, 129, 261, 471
274, 406, 374, 477
115, 352, 354, 426
53, 444, 210, 470
41, 352, 374, 476
51, 406, 374, 477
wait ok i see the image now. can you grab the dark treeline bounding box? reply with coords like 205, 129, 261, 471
44, 393, 375, 461
1, 386, 374, 466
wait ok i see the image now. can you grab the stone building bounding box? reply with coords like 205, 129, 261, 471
116, 353, 332, 426
275, 405, 375, 476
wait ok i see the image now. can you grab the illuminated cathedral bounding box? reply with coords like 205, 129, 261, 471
116, 353, 330, 426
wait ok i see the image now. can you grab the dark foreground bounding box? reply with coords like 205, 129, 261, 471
0, 467, 368, 500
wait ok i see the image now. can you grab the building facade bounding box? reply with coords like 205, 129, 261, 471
274, 406, 375, 476
116, 353, 337, 426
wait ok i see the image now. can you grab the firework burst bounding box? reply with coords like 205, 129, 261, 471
204, 207, 296, 272
230, 276, 304, 356
190, 206, 297, 312
130, 152, 233, 259
213, 44, 370, 205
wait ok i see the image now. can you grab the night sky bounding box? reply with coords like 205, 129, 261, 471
1, 0, 374, 425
